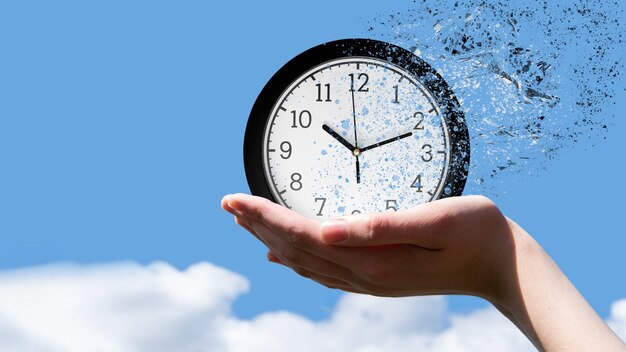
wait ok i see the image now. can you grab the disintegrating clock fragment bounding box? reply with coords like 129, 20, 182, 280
366, 0, 623, 196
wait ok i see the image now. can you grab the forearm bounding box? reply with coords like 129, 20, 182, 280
492, 218, 624, 351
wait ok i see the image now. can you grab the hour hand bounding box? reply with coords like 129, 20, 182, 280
322, 124, 356, 151
360, 132, 413, 153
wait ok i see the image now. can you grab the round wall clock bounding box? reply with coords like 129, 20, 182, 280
244, 39, 470, 219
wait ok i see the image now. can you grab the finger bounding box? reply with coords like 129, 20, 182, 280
226, 193, 317, 232
267, 251, 286, 265
227, 193, 408, 274
222, 195, 243, 217
234, 216, 269, 246
319, 198, 467, 248
250, 219, 369, 286
228, 193, 355, 262
268, 251, 357, 291
232, 196, 441, 293
227, 193, 351, 257
290, 266, 357, 292
234, 216, 256, 235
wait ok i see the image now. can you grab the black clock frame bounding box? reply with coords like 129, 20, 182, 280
244, 38, 470, 205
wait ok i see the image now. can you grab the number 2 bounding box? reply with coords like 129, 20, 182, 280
413, 112, 424, 130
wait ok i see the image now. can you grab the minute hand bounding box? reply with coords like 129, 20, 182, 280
360, 132, 413, 153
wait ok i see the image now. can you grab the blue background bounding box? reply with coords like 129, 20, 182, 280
0, 1, 624, 320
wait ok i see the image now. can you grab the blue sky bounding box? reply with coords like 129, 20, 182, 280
0, 0, 624, 338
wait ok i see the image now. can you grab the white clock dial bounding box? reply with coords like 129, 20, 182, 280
263, 57, 450, 219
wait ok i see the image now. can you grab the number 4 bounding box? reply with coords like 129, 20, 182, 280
411, 174, 423, 192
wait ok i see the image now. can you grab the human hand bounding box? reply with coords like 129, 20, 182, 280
221, 193, 625, 351
221, 193, 514, 302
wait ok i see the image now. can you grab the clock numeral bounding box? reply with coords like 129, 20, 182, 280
421, 144, 433, 162
351, 209, 361, 214
393, 85, 399, 104
314, 197, 326, 216
280, 141, 292, 159
290, 173, 303, 191
411, 174, 423, 192
385, 199, 398, 211
316, 83, 331, 102
291, 110, 312, 128
349, 73, 369, 92
413, 112, 425, 130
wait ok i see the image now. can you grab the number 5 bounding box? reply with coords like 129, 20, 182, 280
385, 199, 398, 211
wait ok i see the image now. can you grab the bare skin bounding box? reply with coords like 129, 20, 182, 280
221, 193, 625, 351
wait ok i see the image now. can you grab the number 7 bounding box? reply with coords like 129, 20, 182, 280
314, 197, 326, 216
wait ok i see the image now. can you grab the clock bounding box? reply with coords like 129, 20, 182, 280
244, 39, 470, 219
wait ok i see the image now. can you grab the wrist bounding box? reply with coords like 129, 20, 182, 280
482, 218, 546, 348
336, 193, 623, 350
482, 218, 624, 351
487, 217, 541, 309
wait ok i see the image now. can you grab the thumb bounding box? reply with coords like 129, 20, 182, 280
319, 209, 443, 248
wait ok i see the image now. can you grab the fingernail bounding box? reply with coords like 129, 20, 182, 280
221, 194, 231, 208
267, 252, 285, 265
320, 219, 348, 243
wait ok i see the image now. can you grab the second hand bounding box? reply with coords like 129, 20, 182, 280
350, 77, 361, 184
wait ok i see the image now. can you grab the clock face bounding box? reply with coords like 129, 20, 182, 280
245, 39, 469, 220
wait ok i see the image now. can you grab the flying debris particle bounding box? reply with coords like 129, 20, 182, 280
433, 22, 443, 33
366, 0, 623, 197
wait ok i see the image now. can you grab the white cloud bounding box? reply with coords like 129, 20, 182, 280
0, 261, 621, 352
0, 261, 247, 352
223, 294, 534, 352
608, 299, 626, 342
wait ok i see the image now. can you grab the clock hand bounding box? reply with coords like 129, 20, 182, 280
360, 132, 413, 153
355, 155, 361, 184
350, 83, 359, 148
350, 81, 361, 184
322, 124, 356, 151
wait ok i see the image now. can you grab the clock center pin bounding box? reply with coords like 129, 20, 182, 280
353, 148, 361, 157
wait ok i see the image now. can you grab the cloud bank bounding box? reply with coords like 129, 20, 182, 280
0, 261, 623, 352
